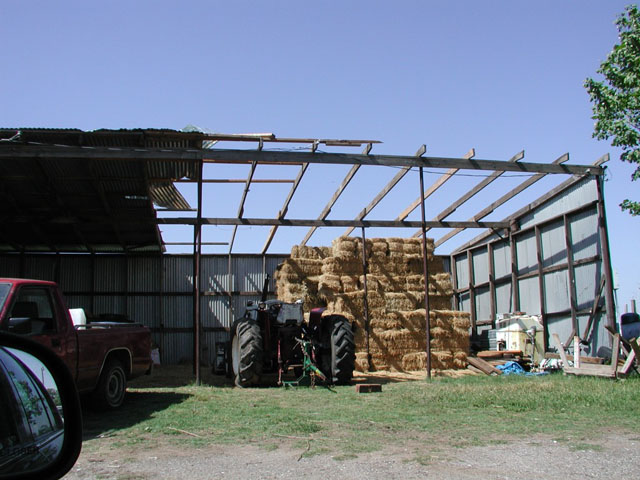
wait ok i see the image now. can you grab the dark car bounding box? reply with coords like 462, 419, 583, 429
0, 346, 65, 474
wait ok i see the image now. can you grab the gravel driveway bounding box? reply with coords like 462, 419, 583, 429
64, 432, 640, 479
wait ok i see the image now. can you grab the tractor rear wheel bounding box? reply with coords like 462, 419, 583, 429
327, 315, 355, 385
231, 318, 263, 387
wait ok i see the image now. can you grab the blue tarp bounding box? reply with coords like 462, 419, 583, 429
495, 361, 549, 376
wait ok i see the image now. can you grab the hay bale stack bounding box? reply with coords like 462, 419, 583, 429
276, 237, 471, 372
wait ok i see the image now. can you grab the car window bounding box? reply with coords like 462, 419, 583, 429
9, 288, 57, 335
0, 348, 62, 440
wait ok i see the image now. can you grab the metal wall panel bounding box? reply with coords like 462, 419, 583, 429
94, 295, 126, 315
201, 256, 231, 292
94, 256, 126, 292
515, 232, 537, 276
543, 270, 570, 313
64, 295, 92, 311
540, 220, 566, 268
128, 296, 160, 327
202, 295, 232, 329
495, 282, 512, 314
129, 256, 161, 292
475, 286, 491, 321
519, 177, 597, 229
454, 254, 469, 287
24, 255, 57, 281
492, 241, 511, 279
0, 256, 21, 277
58, 256, 93, 291
233, 257, 266, 292
163, 256, 193, 293
574, 262, 601, 312
472, 248, 489, 285
162, 296, 193, 329
569, 210, 600, 261
517, 276, 540, 315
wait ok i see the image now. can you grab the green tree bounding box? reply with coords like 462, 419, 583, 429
585, 4, 640, 216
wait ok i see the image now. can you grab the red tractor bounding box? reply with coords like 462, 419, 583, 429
227, 276, 355, 387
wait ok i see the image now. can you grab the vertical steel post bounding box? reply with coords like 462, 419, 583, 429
360, 227, 371, 370
595, 173, 617, 330
419, 167, 431, 380
193, 158, 203, 385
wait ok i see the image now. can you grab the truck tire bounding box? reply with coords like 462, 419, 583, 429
328, 315, 355, 385
92, 358, 127, 410
231, 318, 263, 387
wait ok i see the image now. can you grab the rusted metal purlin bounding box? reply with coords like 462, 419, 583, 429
418, 167, 432, 380
300, 143, 371, 246
452, 154, 610, 254
411, 150, 525, 239
434, 153, 570, 248
166, 178, 295, 184
360, 227, 372, 370
228, 161, 257, 254
261, 162, 309, 254
343, 145, 426, 237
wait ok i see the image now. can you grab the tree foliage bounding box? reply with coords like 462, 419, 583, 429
585, 4, 640, 216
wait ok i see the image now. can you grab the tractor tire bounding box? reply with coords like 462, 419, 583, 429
328, 315, 355, 385
91, 358, 127, 410
231, 318, 263, 387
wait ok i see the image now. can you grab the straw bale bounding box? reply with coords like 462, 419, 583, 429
291, 245, 331, 260
321, 257, 363, 275
341, 275, 360, 292
400, 350, 454, 371
355, 352, 370, 372
279, 258, 323, 277
452, 315, 471, 330
370, 316, 404, 330
318, 274, 341, 293
453, 351, 468, 368
428, 296, 453, 311
374, 328, 423, 352
405, 273, 453, 296
384, 291, 423, 311
370, 240, 389, 255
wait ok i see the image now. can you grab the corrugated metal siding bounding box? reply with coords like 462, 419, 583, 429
519, 177, 597, 229
201, 256, 230, 292
162, 296, 193, 329
540, 221, 566, 268
128, 296, 160, 327
24, 256, 57, 281
517, 276, 540, 315
515, 232, 537, 276
94, 256, 126, 292
0, 256, 21, 277
574, 262, 600, 311
543, 271, 570, 313
454, 254, 469, 286
163, 256, 193, 293
475, 286, 491, 320
570, 210, 600, 261
59, 256, 92, 291
492, 241, 511, 279
129, 256, 161, 292
495, 282, 512, 313
472, 249, 489, 284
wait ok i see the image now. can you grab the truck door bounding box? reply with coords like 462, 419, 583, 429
6, 287, 76, 377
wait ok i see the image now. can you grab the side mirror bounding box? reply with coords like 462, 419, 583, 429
0, 332, 82, 479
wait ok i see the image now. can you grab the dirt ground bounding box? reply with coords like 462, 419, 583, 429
64, 432, 640, 480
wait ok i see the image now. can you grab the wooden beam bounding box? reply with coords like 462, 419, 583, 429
261, 163, 309, 254
300, 143, 372, 245
396, 148, 475, 221
412, 150, 524, 239
467, 356, 503, 375
453, 154, 609, 253
435, 153, 569, 247
343, 144, 426, 237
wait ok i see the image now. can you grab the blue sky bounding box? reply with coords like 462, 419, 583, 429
1, 1, 638, 311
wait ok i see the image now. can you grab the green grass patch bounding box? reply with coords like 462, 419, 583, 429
81, 373, 640, 457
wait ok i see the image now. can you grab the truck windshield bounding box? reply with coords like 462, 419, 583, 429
0, 283, 10, 311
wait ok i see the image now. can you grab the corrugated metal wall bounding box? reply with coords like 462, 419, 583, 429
449, 176, 611, 357
0, 253, 287, 365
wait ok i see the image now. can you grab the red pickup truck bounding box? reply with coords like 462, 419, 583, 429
0, 278, 152, 409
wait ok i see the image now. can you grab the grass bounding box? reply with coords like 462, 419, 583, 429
81, 370, 640, 458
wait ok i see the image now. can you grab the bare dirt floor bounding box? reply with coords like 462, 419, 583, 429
64, 432, 640, 480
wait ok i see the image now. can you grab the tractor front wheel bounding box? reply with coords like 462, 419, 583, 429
231, 318, 263, 387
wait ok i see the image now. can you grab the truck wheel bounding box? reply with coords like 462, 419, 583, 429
231, 318, 263, 387
92, 359, 127, 410
328, 315, 355, 385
